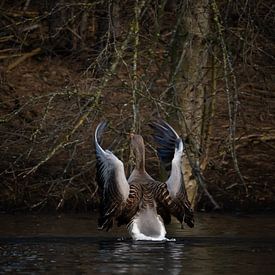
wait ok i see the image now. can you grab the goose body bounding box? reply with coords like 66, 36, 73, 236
94, 120, 194, 240
130, 206, 166, 241
127, 172, 166, 240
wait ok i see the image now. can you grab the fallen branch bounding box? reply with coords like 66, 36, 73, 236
185, 146, 221, 210
7, 47, 41, 71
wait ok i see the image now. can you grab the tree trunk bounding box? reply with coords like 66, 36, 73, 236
170, 0, 210, 207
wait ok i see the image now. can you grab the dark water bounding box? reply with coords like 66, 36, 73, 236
0, 213, 274, 274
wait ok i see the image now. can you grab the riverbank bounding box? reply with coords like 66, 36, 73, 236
0, 54, 274, 213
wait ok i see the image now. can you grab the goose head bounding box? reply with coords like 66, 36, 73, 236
130, 133, 145, 172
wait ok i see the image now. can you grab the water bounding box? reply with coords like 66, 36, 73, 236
0, 213, 274, 274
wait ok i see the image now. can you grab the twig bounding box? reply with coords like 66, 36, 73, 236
185, 145, 221, 210
23, 0, 32, 12
23, 0, 147, 177
211, 0, 248, 194
131, 0, 143, 133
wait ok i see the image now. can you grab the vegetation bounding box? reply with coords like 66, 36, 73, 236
0, 0, 274, 212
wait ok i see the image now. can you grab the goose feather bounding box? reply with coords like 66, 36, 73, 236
94, 120, 194, 240
95, 122, 131, 230
149, 120, 194, 228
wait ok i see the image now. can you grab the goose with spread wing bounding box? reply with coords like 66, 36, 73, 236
94, 120, 194, 241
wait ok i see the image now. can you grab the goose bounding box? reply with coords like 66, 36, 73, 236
94, 120, 194, 241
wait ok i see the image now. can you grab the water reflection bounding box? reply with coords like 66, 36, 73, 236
96, 240, 185, 274
0, 213, 274, 274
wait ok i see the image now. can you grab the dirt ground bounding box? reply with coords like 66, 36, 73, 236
203, 63, 275, 211
0, 53, 274, 212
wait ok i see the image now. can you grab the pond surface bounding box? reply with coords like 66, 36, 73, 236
0, 213, 274, 274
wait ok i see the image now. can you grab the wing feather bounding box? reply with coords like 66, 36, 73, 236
149, 120, 194, 228
95, 122, 130, 231
149, 120, 180, 171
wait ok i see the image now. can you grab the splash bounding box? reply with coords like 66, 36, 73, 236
132, 233, 176, 241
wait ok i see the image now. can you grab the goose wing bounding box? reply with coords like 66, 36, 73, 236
95, 122, 132, 231
149, 120, 194, 228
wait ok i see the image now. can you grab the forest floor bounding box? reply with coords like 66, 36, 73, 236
0, 54, 275, 212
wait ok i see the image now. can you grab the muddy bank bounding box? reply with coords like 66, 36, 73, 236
0, 57, 274, 213
0, 1, 274, 212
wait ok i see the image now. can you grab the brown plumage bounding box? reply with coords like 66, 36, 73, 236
94, 120, 194, 240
